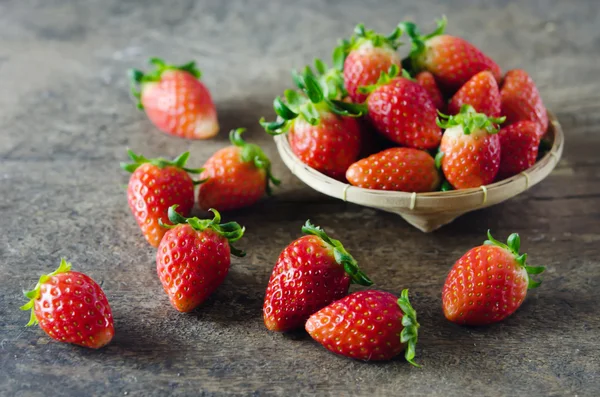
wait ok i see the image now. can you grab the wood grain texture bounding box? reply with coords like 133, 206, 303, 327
0, 0, 599, 396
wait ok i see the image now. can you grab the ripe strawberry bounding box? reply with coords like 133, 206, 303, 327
500, 69, 548, 135
346, 147, 440, 192
437, 105, 505, 189
156, 206, 245, 312
402, 17, 502, 89
263, 221, 372, 332
334, 23, 402, 103
122, 150, 200, 247
363, 65, 441, 149
415, 71, 446, 111
448, 70, 501, 117
20, 259, 114, 349
306, 289, 420, 365
129, 58, 219, 139
497, 121, 541, 180
442, 231, 544, 325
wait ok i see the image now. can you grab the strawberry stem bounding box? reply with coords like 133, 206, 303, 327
400, 16, 447, 72
398, 289, 420, 367
121, 150, 205, 182
437, 105, 506, 135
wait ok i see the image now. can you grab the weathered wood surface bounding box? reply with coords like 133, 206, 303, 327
0, 0, 599, 396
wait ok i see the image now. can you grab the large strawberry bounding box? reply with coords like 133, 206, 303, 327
346, 147, 440, 192
442, 231, 544, 325
334, 23, 402, 103
448, 70, 501, 117
198, 128, 280, 212
306, 289, 420, 365
415, 71, 446, 111
263, 221, 372, 332
129, 58, 219, 139
437, 105, 505, 189
402, 17, 502, 89
500, 69, 548, 135
122, 150, 201, 247
20, 259, 114, 349
497, 121, 541, 180
157, 206, 245, 312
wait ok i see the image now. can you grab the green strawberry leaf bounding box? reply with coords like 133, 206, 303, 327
397, 289, 421, 367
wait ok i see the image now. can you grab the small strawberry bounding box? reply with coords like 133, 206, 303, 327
122, 150, 201, 247
263, 221, 372, 332
128, 58, 219, 139
156, 206, 245, 312
346, 147, 440, 192
362, 65, 442, 149
442, 231, 544, 325
20, 259, 114, 349
306, 289, 420, 365
500, 69, 548, 135
448, 70, 501, 117
402, 17, 502, 89
437, 105, 505, 189
334, 23, 402, 103
198, 128, 280, 212
415, 71, 446, 111
497, 121, 541, 180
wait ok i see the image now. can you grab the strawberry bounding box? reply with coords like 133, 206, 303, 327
500, 69, 548, 135
20, 259, 114, 349
198, 128, 280, 212
497, 121, 541, 180
156, 206, 245, 312
437, 105, 505, 189
128, 58, 219, 139
402, 17, 502, 89
415, 71, 446, 111
448, 70, 501, 117
362, 65, 442, 149
334, 23, 402, 103
346, 147, 440, 192
122, 150, 201, 247
263, 221, 372, 332
306, 289, 420, 365
442, 231, 544, 325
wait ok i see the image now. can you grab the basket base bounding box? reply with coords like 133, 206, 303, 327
395, 210, 466, 233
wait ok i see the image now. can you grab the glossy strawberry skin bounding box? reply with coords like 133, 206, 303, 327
34, 271, 114, 349
498, 121, 541, 180
306, 290, 405, 361
442, 245, 528, 325
346, 147, 440, 192
127, 164, 195, 247
367, 77, 442, 149
263, 235, 351, 332
448, 71, 501, 117
157, 224, 231, 312
141, 70, 219, 139
500, 69, 548, 135
416, 71, 446, 111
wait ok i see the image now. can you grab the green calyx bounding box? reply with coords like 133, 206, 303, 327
121, 150, 205, 185
400, 16, 447, 72
161, 205, 246, 257
398, 289, 420, 367
128, 57, 202, 109
301, 220, 372, 286
229, 128, 281, 195
20, 258, 73, 327
437, 104, 506, 135
358, 64, 413, 95
484, 230, 545, 289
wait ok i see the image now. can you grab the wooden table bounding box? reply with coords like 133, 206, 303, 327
1, 0, 599, 395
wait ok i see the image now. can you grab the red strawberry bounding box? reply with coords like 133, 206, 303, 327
21, 259, 114, 349
497, 121, 541, 180
346, 147, 440, 192
448, 70, 501, 117
442, 231, 544, 325
438, 105, 504, 189
500, 69, 548, 135
263, 221, 372, 332
122, 150, 200, 247
156, 206, 245, 312
402, 18, 502, 89
334, 23, 402, 103
363, 66, 441, 149
198, 128, 280, 212
306, 289, 420, 365
129, 58, 219, 139
415, 71, 446, 111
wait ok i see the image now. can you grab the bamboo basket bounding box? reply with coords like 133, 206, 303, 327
274, 112, 564, 232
